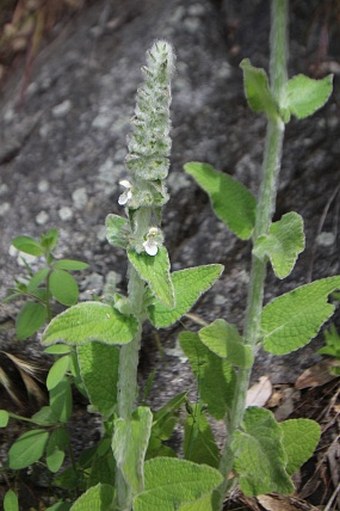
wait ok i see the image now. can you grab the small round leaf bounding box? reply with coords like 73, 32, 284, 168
16, 302, 47, 340
53, 259, 89, 271
49, 270, 79, 306
12, 236, 43, 256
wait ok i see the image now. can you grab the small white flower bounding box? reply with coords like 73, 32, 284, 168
143, 238, 159, 256
118, 180, 133, 206
143, 227, 162, 256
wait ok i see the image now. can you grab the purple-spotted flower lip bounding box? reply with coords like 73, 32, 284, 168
143, 227, 161, 256
118, 180, 133, 206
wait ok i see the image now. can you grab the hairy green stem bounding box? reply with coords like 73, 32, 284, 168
113, 42, 173, 510
115, 208, 151, 509
214, 0, 288, 507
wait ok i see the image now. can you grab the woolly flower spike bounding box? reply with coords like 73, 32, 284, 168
143, 227, 163, 256
118, 180, 133, 206
125, 41, 175, 185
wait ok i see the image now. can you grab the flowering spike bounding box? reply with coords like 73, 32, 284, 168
125, 41, 175, 186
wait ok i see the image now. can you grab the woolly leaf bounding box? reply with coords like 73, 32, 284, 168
9, 429, 49, 469
231, 407, 293, 496
133, 458, 223, 511
70, 483, 115, 511
283, 74, 333, 120
184, 162, 255, 240
128, 247, 174, 308
198, 319, 252, 367
178, 494, 214, 511
105, 214, 130, 249
77, 342, 119, 417
112, 407, 153, 495
148, 264, 223, 328
240, 58, 278, 119
280, 419, 321, 475
262, 276, 340, 354
42, 302, 138, 346
179, 332, 234, 419
253, 212, 305, 279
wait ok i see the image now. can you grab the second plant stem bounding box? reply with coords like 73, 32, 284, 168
215, 0, 288, 507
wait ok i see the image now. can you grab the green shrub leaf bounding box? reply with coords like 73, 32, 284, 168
179, 332, 234, 419
46, 446, 65, 473
147, 393, 186, 459
128, 247, 174, 307
11, 235, 43, 256
87, 445, 116, 488
112, 406, 153, 495
0, 410, 10, 427
49, 380, 72, 423
53, 259, 89, 271
184, 162, 256, 240
240, 58, 278, 119
49, 269, 79, 306
46, 428, 68, 473
46, 502, 72, 511
77, 342, 119, 417
9, 429, 49, 469
318, 325, 340, 358
280, 419, 321, 475
184, 403, 220, 468
16, 301, 47, 340
44, 344, 71, 355
253, 212, 305, 279
40, 228, 59, 252
46, 355, 70, 390
148, 264, 223, 328
31, 406, 58, 426
3, 489, 19, 511
70, 483, 115, 511
27, 268, 49, 292
231, 407, 293, 496
42, 302, 138, 346
262, 276, 340, 354
198, 319, 252, 367
105, 214, 130, 249
133, 457, 223, 511
283, 74, 333, 120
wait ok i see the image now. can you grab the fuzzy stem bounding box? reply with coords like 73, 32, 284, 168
113, 41, 174, 510
214, 0, 288, 508
115, 211, 150, 509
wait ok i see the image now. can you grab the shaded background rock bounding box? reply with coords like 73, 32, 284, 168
0, 0, 339, 432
